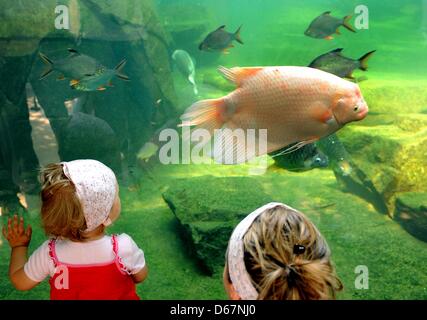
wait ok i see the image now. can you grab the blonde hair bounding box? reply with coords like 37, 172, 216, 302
39, 163, 103, 241
241, 206, 342, 300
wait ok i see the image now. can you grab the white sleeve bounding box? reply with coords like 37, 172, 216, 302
117, 233, 146, 274
24, 240, 54, 282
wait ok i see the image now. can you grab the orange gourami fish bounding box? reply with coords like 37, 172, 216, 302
180, 66, 368, 164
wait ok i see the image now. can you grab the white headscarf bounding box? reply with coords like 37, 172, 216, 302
61, 159, 117, 232
227, 202, 300, 300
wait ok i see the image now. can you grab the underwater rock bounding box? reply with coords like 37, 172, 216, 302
0, 0, 55, 56
338, 114, 427, 216
395, 192, 427, 242
158, 2, 212, 48
59, 112, 121, 175
79, 0, 178, 110
360, 80, 427, 115
162, 176, 273, 274
29, 0, 179, 172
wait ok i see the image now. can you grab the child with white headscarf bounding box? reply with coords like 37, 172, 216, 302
2, 160, 147, 300
224, 202, 342, 300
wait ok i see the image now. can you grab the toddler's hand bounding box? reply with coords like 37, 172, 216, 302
2, 215, 32, 249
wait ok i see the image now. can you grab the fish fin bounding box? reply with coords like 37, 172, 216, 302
39, 68, 54, 80
216, 25, 226, 31
338, 160, 352, 176
311, 107, 335, 124
114, 59, 130, 81
355, 76, 368, 83
335, 28, 341, 35
322, 11, 331, 15
358, 50, 376, 71
57, 74, 65, 80
330, 48, 344, 54
342, 15, 356, 33
324, 36, 334, 40
70, 79, 80, 86
210, 126, 250, 164
345, 71, 355, 79
222, 49, 230, 55
97, 86, 106, 91
179, 98, 226, 135
188, 76, 198, 94
271, 138, 319, 158
67, 48, 80, 56
218, 66, 263, 87
38, 52, 54, 80
234, 25, 243, 44
107, 81, 114, 87
227, 44, 235, 48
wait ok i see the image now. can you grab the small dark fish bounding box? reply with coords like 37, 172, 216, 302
39, 48, 101, 80
199, 25, 243, 54
316, 133, 352, 176
70, 60, 129, 92
305, 11, 356, 40
269, 142, 329, 172
309, 48, 376, 79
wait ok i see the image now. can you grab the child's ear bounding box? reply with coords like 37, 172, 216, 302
103, 217, 112, 227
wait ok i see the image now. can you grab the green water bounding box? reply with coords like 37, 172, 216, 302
0, 0, 426, 300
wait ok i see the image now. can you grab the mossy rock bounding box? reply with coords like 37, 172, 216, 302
162, 176, 273, 274
78, 0, 177, 108
0, 0, 56, 56
339, 114, 427, 215
396, 192, 427, 211
395, 192, 427, 242
359, 80, 427, 115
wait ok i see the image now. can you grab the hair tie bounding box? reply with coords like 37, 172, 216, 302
227, 202, 303, 300
293, 244, 306, 255
286, 265, 298, 286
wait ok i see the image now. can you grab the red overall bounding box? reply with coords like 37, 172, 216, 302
48, 235, 140, 300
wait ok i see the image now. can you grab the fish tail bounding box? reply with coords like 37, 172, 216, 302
234, 25, 243, 44
358, 50, 376, 71
114, 59, 130, 81
342, 15, 356, 33
179, 98, 226, 134
187, 75, 198, 95
38, 52, 54, 80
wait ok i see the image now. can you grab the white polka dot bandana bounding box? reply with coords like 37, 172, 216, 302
227, 202, 299, 300
61, 159, 117, 232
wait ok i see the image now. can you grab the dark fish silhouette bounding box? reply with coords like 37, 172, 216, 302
309, 48, 376, 79
316, 133, 352, 176
269, 142, 329, 172
70, 60, 129, 91
305, 11, 355, 40
199, 25, 243, 54
39, 48, 101, 80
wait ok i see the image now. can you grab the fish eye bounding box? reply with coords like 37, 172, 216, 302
353, 105, 359, 112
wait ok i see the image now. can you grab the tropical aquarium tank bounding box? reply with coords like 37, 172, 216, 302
0, 0, 426, 301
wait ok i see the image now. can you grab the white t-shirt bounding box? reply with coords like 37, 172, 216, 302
24, 233, 145, 282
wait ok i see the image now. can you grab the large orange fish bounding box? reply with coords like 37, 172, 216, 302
180, 66, 368, 164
